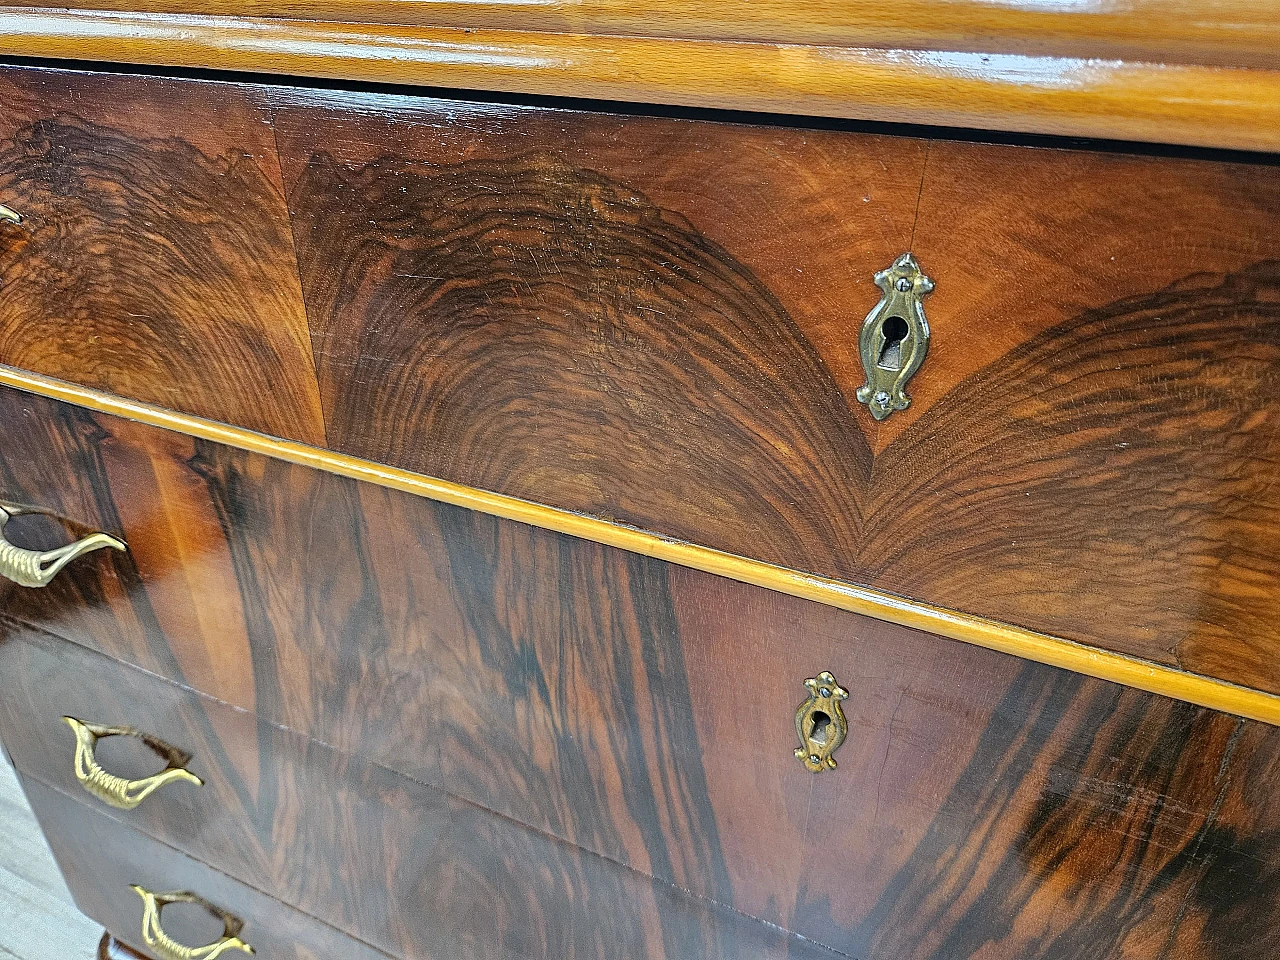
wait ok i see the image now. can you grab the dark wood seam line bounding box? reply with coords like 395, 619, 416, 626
0, 612, 857, 959
872, 140, 930, 458
907, 140, 930, 253
266, 97, 331, 451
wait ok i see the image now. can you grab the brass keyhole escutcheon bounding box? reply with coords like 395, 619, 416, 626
794, 671, 849, 772
856, 253, 933, 420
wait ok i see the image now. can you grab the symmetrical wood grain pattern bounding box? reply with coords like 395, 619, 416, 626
0, 67, 323, 442
3, 8, 1280, 150
272, 92, 1280, 694
279, 103, 917, 579
2, 388, 1280, 957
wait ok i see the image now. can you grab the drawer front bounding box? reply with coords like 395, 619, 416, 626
270, 89, 1280, 695
3, 389, 1280, 957
0, 625, 834, 960
0, 66, 323, 442
15, 772, 392, 960
0, 65, 1277, 695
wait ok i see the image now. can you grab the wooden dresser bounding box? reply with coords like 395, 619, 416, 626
0, 5, 1278, 959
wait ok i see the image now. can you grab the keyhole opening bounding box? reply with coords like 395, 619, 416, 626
810, 710, 832, 746
878, 315, 909, 370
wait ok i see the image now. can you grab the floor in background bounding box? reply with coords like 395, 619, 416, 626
0, 753, 101, 960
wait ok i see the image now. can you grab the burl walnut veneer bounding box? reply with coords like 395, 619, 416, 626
0, 11, 1278, 959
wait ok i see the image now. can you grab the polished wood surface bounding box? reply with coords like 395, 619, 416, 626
3, 10, 1280, 151
1, 626, 844, 959
3, 392, 1280, 956
2, 0, 1275, 65
2, 66, 1280, 701
11, 365, 1278, 727
272, 90, 1280, 694
0, 67, 324, 442
17, 775, 395, 960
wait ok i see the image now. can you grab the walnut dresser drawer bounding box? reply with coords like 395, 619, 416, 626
0, 624, 832, 959
0, 16, 1278, 960
3, 387, 1280, 958
0, 65, 1276, 695
17, 772, 392, 960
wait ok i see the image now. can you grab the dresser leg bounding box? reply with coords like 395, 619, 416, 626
97, 933, 146, 960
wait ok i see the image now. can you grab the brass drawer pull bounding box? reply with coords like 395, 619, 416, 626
132, 887, 255, 960
65, 717, 202, 810
0, 501, 126, 587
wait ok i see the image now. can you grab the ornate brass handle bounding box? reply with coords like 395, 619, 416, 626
131, 887, 255, 960
0, 501, 126, 587
65, 717, 202, 810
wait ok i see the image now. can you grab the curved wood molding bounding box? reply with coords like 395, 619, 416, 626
2, 0, 1276, 67
1, 9, 1279, 152
4, 362, 1279, 727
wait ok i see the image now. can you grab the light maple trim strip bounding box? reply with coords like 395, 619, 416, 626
1, 10, 1279, 151
4, 363, 1279, 727
0, 0, 1275, 67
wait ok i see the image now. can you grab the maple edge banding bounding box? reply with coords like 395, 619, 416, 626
3, 362, 1278, 727
1, 10, 1279, 151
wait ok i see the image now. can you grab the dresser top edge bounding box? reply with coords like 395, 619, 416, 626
0, 7, 1278, 154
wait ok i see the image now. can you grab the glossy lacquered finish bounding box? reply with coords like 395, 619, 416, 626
0, 67, 323, 442
3, 0, 1276, 64
1, 64, 1279, 700
0, 625, 850, 959
16, 774, 392, 960
274, 91, 1280, 696
2, 5, 1280, 150
2, 390, 1280, 957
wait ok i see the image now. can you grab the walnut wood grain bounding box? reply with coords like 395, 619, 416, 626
0, 66, 324, 442
1, 66, 1278, 694
2, 389, 1279, 956
270, 91, 1280, 695
0, 66, 1277, 696
18, 775, 395, 960
1, 625, 834, 960
276, 101, 924, 578
3, 11, 1280, 150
